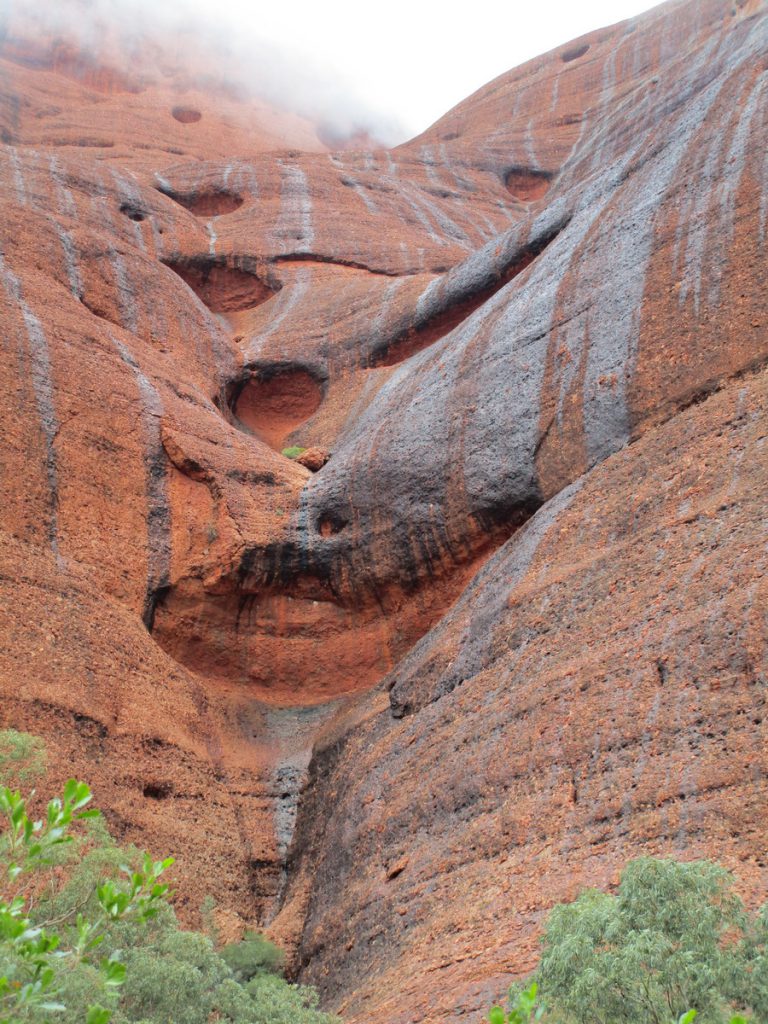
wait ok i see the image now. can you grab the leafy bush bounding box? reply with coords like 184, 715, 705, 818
0, 731, 337, 1024
488, 857, 768, 1024
739, 902, 768, 1021
0, 776, 171, 1023
220, 930, 285, 981
281, 446, 306, 460
538, 857, 747, 1023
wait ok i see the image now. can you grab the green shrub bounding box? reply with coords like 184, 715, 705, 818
220, 930, 285, 981
0, 774, 171, 1023
109, 925, 334, 1024
537, 858, 748, 1023
281, 446, 306, 460
0, 730, 337, 1024
740, 902, 768, 1020
243, 973, 333, 1024
488, 857, 768, 1024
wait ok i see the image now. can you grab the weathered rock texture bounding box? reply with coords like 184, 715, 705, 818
1, 0, 767, 1021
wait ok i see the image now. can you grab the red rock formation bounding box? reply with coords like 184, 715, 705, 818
0, 6, 330, 166
295, 447, 330, 472
1, 0, 768, 1021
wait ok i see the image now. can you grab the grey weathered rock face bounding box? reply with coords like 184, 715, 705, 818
273, 2, 768, 1021
291, 0, 768, 611
285, 368, 768, 1024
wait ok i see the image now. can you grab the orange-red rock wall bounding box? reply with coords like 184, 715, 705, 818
1, 1, 768, 1021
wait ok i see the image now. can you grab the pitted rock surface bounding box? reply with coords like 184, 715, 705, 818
1, 1, 768, 1022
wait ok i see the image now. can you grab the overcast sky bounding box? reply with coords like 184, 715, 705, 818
241, 0, 664, 139
3, 0, 665, 142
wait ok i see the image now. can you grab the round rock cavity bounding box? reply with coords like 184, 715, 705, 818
233, 367, 324, 450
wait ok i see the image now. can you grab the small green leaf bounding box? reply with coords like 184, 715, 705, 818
678, 1012, 698, 1024
86, 1006, 112, 1024
489, 1006, 506, 1024
101, 958, 126, 987
62, 779, 79, 801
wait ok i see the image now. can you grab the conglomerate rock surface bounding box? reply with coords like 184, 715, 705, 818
1, 0, 767, 1020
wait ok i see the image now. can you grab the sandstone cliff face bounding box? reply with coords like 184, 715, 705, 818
1, 0, 767, 1020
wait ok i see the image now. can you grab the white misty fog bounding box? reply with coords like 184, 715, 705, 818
0, 0, 661, 143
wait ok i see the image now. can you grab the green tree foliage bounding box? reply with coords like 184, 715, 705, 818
0, 776, 171, 1023
281, 447, 306, 460
220, 930, 285, 982
0, 731, 337, 1024
538, 858, 747, 1023
490, 857, 768, 1024
739, 903, 768, 1021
